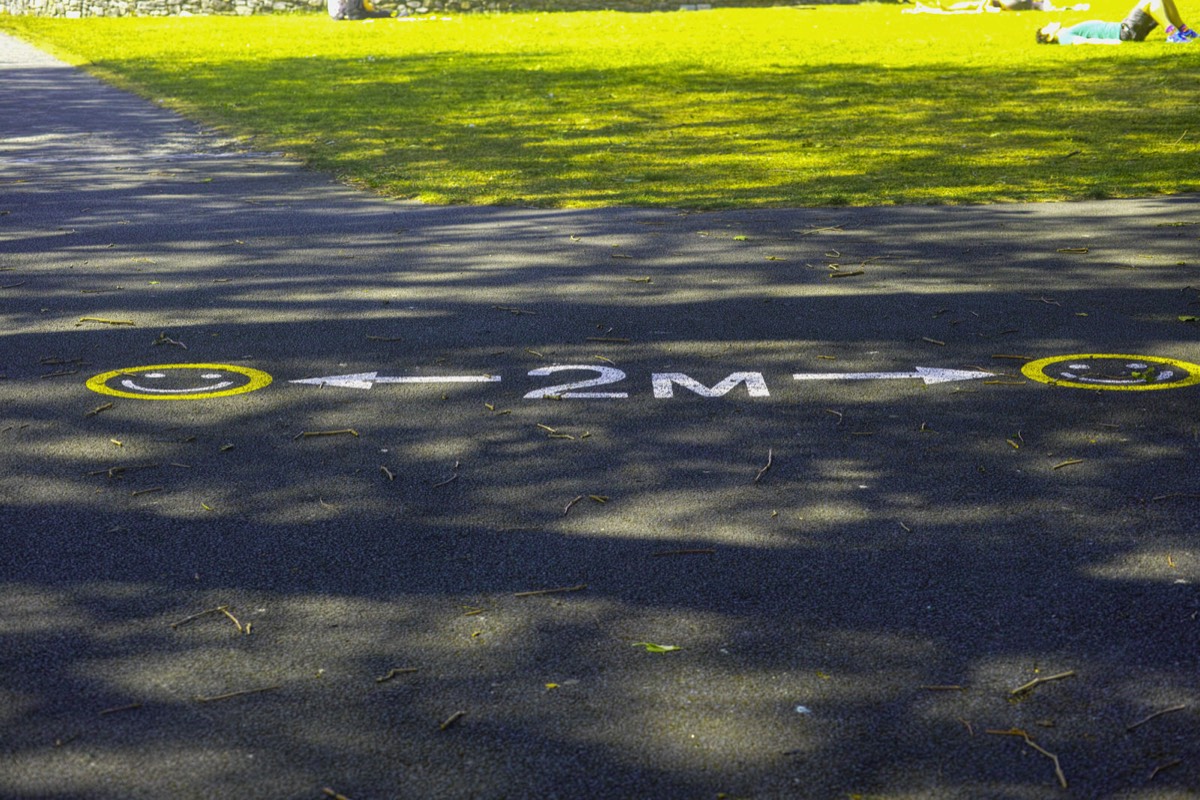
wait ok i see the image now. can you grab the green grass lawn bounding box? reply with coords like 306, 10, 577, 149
2, 3, 1198, 207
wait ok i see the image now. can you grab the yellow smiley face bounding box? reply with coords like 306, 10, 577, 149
86, 363, 273, 400
1021, 354, 1200, 391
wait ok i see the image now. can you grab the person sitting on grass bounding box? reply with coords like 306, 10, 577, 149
1036, 0, 1197, 42
328, 0, 392, 19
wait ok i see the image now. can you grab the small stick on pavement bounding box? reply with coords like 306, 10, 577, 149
1052, 459, 1084, 470
438, 710, 466, 731
294, 429, 359, 440
1149, 759, 1182, 780
380, 465, 395, 481
514, 584, 587, 598
1010, 670, 1076, 697
563, 495, 584, 516
322, 788, 353, 800
986, 728, 1068, 789
919, 685, 965, 691
1127, 704, 1188, 732
85, 402, 114, 418
194, 685, 281, 703
169, 605, 229, 629
220, 607, 245, 633
78, 317, 134, 326
375, 668, 419, 683
98, 703, 143, 716
754, 448, 773, 484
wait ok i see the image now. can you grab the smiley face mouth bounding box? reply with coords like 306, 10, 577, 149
1057, 362, 1175, 385
118, 371, 237, 394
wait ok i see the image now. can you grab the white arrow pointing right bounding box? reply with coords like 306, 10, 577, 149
791, 366, 995, 385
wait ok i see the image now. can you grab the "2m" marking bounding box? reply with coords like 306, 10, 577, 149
524, 366, 768, 400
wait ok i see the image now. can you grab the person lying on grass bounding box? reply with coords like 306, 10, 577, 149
1036, 0, 1197, 41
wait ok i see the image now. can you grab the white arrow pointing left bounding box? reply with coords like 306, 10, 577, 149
792, 366, 995, 385
290, 372, 501, 390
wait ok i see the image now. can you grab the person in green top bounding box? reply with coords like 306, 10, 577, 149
1036, 0, 1197, 42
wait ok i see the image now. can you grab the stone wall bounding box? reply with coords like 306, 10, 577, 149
0, 0, 799, 17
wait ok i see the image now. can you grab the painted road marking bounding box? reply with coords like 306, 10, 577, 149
1021, 354, 1200, 391
792, 367, 995, 385
85, 354, 1200, 401
290, 372, 501, 390
86, 363, 273, 400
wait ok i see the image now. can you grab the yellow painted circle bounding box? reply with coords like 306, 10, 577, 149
1021, 354, 1200, 391
86, 363, 273, 400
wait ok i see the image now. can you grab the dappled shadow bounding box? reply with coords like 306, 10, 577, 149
4, 43, 1200, 799
45, 32, 1200, 207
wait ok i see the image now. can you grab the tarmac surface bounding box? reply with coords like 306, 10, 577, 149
3, 28, 1200, 800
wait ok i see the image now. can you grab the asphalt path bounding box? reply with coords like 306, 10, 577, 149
3, 30, 1200, 800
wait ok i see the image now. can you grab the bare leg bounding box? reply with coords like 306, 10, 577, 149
1141, 0, 1187, 28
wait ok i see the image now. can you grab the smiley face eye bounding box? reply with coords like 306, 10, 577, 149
1067, 364, 1090, 371
1126, 363, 1147, 370
201, 373, 223, 379
144, 372, 167, 379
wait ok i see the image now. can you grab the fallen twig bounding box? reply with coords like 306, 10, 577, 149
1127, 704, 1188, 732
986, 728, 1067, 789
85, 402, 114, 418
293, 429, 359, 440
563, 495, 585, 516
169, 604, 231, 630
220, 607, 246, 634
1010, 670, 1076, 696
514, 584, 587, 598
376, 668, 419, 683
194, 685, 281, 703
78, 316, 134, 326
98, 703, 143, 716
438, 710, 466, 730
754, 448, 773, 484
1149, 759, 1182, 780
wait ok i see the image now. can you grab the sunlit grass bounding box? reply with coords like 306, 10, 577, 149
2, 3, 1197, 207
